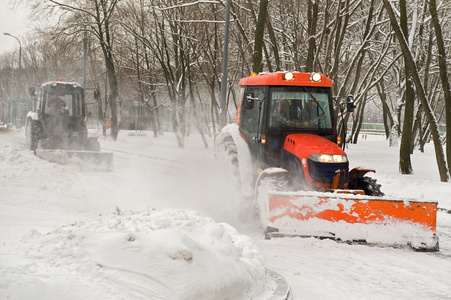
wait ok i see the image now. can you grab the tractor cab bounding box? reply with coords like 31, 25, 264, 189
38, 81, 86, 118
237, 72, 336, 171
26, 80, 89, 151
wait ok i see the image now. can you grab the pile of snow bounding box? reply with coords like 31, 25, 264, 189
0, 132, 279, 299
2, 209, 268, 299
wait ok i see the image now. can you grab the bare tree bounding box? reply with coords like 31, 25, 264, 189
382, 0, 448, 182
399, 0, 415, 175
305, 0, 318, 72
252, 0, 268, 74
428, 0, 451, 174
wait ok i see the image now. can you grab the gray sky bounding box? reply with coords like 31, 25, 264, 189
0, 1, 30, 55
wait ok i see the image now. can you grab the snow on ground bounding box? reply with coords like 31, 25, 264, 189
1, 128, 451, 299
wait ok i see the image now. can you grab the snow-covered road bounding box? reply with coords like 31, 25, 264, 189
1, 128, 450, 299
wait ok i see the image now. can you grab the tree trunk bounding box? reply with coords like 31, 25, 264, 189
105, 54, 119, 141
375, 80, 393, 139
306, 0, 318, 72
399, 0, 414, 174
352, 95, 367, 144
252, 0, 269, 74
265, 15, 280, 71
429, 0, 451, 175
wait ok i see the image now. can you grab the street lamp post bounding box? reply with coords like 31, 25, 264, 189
8, 52, 15, 124
4, 32, 22, 125
220, 0, 231, 128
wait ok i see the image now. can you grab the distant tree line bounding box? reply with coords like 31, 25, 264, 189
0, 0, 450, 180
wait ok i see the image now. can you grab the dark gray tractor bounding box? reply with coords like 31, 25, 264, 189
25, 80, 112, 169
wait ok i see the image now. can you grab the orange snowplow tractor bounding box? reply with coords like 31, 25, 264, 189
239, 72, 333, 88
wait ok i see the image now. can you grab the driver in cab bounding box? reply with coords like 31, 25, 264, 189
48, 94, 67, 115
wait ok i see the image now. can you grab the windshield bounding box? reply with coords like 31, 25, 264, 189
44, 87, 84, 117
269, 86, 333, 130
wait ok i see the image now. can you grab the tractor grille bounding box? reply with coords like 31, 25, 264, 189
307, 159, 349, 183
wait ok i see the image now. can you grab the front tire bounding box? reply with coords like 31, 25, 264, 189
255, 170, 290, 231
357, 176, 384, 196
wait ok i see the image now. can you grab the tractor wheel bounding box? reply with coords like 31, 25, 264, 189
26, 120, 41, 151
217, 138, 241, 187
77, 123, 89, 150
25, 119, 32, 150
255, 171, 290, 230
224, 140, 240, 178
357, 176, 384, 197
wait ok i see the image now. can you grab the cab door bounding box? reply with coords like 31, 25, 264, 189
239, 85, 266, 169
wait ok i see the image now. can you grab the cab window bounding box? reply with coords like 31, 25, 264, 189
240, 86, 265, 135
269, 86, 332, 130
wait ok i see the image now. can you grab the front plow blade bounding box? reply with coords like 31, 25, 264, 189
265, 191, 438, 251
36, 149, 113, 171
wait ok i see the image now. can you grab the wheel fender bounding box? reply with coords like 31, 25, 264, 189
216, 123, 255, 196
348, 167, 376, 189
255, 168, 289, 191
349, 167, 375, 179
26, 111, 39, 121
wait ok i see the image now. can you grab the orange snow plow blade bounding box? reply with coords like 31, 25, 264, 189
265, 191, 439, 251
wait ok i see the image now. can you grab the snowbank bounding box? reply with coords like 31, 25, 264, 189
2, 209, 268, 299
0, 132, 277, 299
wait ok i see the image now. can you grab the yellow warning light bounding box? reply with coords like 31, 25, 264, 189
311, 72, 322, 82
250, 72, 258, 77
284, 72, 294, 81
58, 77, 64, 82
261, 135, 267, 144
337, 136, 342, 145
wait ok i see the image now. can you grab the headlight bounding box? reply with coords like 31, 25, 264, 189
309, 154, 348, 163
311, 72, 322, 82
332, 155, 345, 163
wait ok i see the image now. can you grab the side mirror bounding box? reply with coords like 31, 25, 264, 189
29, 86, 36, 97
243, 93, 254, 109
346, 95, 356, 113
94, 89, 100, 100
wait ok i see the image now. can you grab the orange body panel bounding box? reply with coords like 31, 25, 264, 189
239, 72, 333, 87
268, 193, 437, 231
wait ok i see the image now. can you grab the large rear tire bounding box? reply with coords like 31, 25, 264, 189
225, 140, 240, 178
26, 119, 41, 151
216, 137, 241, 188
25, 119, 31, 150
